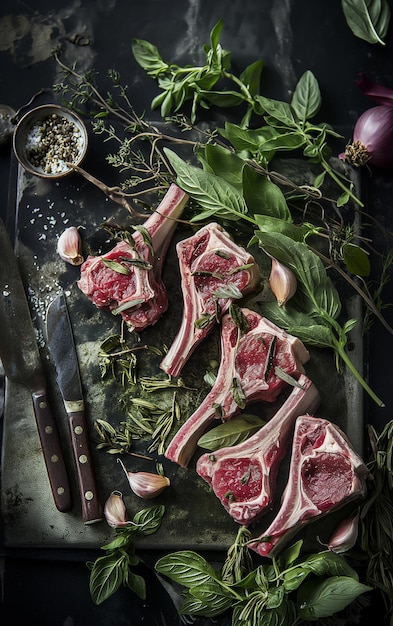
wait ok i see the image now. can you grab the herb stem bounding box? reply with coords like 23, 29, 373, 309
333, 338, 385, 407
321, 156, 364, 208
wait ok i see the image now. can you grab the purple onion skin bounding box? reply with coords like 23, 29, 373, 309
356, 73, 393, 108
353, 105, 393, 168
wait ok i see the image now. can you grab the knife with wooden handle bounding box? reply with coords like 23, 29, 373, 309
46, 291, 103, 524
0, 217, 72, 512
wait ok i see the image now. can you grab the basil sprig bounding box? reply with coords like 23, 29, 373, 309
87, 504, 165, 604
155, 534, 372, 623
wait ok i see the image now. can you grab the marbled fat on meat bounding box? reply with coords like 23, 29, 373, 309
77, 184, 188, 331
249, 415, 368, 558
160, 223, 261, 377
196, 374, 320, 524
164, 308, 311, 467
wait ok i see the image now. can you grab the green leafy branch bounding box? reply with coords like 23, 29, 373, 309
163, 146, 385, 406
88, 503, 165, 604
155, 532, 372, 624
132, 19, 262, 126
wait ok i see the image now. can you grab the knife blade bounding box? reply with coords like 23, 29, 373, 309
0, 217, 71, 512
46, 291, 103, 524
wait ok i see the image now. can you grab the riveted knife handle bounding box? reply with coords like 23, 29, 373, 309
68, 410, 103, 524
32, 391, 72, 512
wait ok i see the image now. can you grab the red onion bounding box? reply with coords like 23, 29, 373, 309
341, 105, 393, 168
356, 73, 393, 107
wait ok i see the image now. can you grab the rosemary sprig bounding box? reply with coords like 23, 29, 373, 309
359, 420, 393, 621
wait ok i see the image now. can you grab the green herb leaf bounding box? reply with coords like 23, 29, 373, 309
102, 258, 131, 275
197, 414, 266, 450
155, 550, 220, 588
342, 0, 390, 45
131, 38, 169, 76
125, 570, 147, 600
164, 148, 248, 221
342, 242, 371, 276
199, 143, 245, 190
255, 231, 341, 320
243, 166, 292, 221
239, 59, 264, 97
89, 552, 130, 605
297, 575, 372, 620
291, 70, 322, 123
132, 504, 165, 536
255, 95, 297, 127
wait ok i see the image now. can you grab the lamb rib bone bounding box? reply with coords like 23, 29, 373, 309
164, 308, 311, 468
196, 373, 320, 525
160, 222, 261, 377
249, 415, 368, 558
77, 184, 188, 331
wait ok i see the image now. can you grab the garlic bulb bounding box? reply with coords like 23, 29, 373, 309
104, 490, 129, 527
57, 226, 84, 266
117, 458, 170, 499
269, 258, 297, 307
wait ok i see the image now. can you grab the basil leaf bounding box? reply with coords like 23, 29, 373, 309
253, 215, 315, 241
125, 570, 146, 600
300, 551, 360, 579
342, 242, 371, 276
243, 167, 291, 221
256, 302, 335, 349
132, 504, 165, 535
284, 552, 359, 593
255, 95, 297, 127
200, 143, 245, 190
155, 550, 220, 588
198, 89, 245, 108
276, 540, 303, 570
254, 231, 342, 320
342, 0, 390, 45
164, 148, 248, 220
181, 590, 232, 617
132, 39, 168, 76
197, 414, 266, 450
239, 59, 264, 97
291, 70, 322, 123
297, 576, 372, 620
257, 131, 305, 152
220, 121, 277, 154
89, 553, 129, 605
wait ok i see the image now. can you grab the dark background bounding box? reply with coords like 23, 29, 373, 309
1, 1, 393, 624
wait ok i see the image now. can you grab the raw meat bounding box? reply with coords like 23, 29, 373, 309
196, 374, 320, 524
249, 415, 368, 558
77, 184, 188, 331
165, 308, 311, 467
160, 222, 261, 377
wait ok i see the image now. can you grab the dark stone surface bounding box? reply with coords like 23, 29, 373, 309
1, 1, 393, 624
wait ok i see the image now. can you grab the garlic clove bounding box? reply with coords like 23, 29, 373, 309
104, 490, 130, 527
269, 258, 297, 307
57, 226, 84, 266
328, 509, 360, 554
117, 458, 170, 499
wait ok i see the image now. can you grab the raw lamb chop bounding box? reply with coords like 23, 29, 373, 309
249, 415, 368, 558
196, 374, 320, 524
160, 222, 261, 377
165, 308, 311, 467
77, 184, 188, 331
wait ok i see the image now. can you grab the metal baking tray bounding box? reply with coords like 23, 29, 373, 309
0, 146, 363, 552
